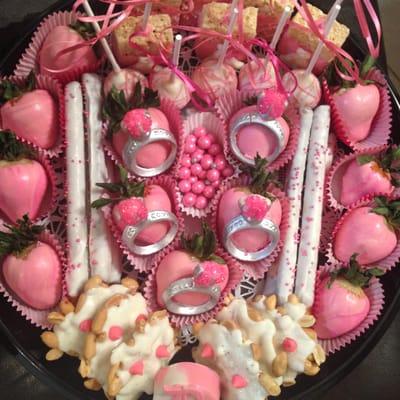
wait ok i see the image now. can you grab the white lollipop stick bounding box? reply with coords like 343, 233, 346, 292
263, 108, 314, 303
230, 0, 239, 12
305, 4, 341, 76
270, 5, 292, 51
142, 2, 153, 30
172, 34, 183, 66
82, 0, 121, 73
216, 7, 239, 68
294, 105, 331, 307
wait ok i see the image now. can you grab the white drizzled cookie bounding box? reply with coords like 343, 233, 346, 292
41, 276, 139, 361
79, 287, 148, 392
107, 310, 178, 400
193, 295, 325, 399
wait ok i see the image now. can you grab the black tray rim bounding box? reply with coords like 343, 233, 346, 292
1, 1, 400, 399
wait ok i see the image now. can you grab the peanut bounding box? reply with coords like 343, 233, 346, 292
251, 343, 262, 361
264, 295, 277, 311
79, 359, 90, 378
247, 306, 264, 321
253, 294, 265, 303
41, 331, 59, 349
84, 276, 103, 291
313, 344, 326, 366
288, 294, 299, 304
75, 293, 87, 313
46, 349, 63, 361
299, 315, 316, 328
126, 338, 135, 347
135, 317, 147, 333
192, 322, 204, 336
303, 328, 317, 341
150, 310, 167, 323
277, 306, 286, 316
283, 379, 296, 387
221, 319, 239, 331
47, 312, 65, 325
223, 293, 235, 305
272, 351, 288, 377
84, 379, 102, 391
91, 309, 107, 335
121, 277, 139, 293
304, 359, 320, 376
59, 298, 75, 315
108, 364, 122, 397
84, 333, 97, 360
259, 373, 281, 396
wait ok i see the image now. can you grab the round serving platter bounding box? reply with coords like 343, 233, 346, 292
1, 1, 400, 399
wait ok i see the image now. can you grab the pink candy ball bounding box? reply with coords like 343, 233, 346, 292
178, 167, 191, 180
189, 176, 198, 184
197, 135, 212, 150
195, 196, 208, 209
179, 180, 191, 193
183, 193, 197, 207
208, 143, 222, 156
222, 166, 234, 177
212, 179, 221, 188
207, 169, 220, 182
192, 181, 205, 194
186, 135, 197, 145
198, 170, 207, 179
203, 186, 215, 199
191, 163, 203, 176
193, 127, 207, 137
185, 141, 196, 154
201, 154, 214, 170
214, 157, 226, 171
191, 149, 204, 163
181, 155, 191, 168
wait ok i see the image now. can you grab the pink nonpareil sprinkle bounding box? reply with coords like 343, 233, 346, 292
115, 198, 148, 227
241, 195, 270, 222
122, 109, 152, 139
257, 88, 288, 120
194, 261, 227, 286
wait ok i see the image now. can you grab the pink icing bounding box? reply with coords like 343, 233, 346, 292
232, 374, 248, 389
0, 89, 58, 149
232, 106, 290, 160
314, 277, 370, 339
333, 84, 380, 143
340, 160, 393, 206
257, 88, 287, 120
113, 197, 148, 231
2, 241, 61, 310
122, 109, 152, 139
218, 188, 282, 253
334, 206, 397, 264
112, 107, 172, 169
129, 360, 144, 375
241, 194, 269, 222
156, 345, 170, 359
0, 159, 48, 223
156, 250, 229, 307
79, 319, 92, 332
108, 325, 124, 341
282, 337, 297, 353
194, 261, 227, 286
200, 343, 215, 359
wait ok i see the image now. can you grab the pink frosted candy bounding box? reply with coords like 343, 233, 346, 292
113, 197, 148, 231
241, 194, 269, 222
203, 186, 215, 199
195, 196, 208, 209
178, 167, 191, 180
282, 337, 297, 353
201, 154, 214, 170
156, 345, 170, 358
108, 325, 124, 341
232, 375, 248, 389
183, 193, 197, 207
257, 88, 288, 120
200, 343, 215, 359
207, 169, 220, 182
79, 319, 92, 332
129, 360, 144, 375
122, 109, 152, 139
222, 166, 234, 177
194, 261, 228, 286
209, 143, 222, 156
191, 163, 203, 177
193, 127, 207, 137
179, 180, 191, 193
192, 181, 205, 194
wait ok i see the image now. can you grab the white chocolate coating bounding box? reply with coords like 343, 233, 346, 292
110, 316, 177, 400
82, 73, 122, 283
194, 297, 321, 399
264, 108, 314, 303
239, 58, 277, 94
65, 82, 89, 296
54, 284, 130, 356
295, 106, 331, 306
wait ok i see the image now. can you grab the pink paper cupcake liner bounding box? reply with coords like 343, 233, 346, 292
0, 74, 65, 158
319, 207, 342, 254
143, 242, 243, 328
210, 175, 290, 279
322, 69, 392, 152
176, 111, 240, 218
102, 174, 184, 274
103, 98, 183, 180
0, 229, 68, 330
313, 265, 384, 355
325, 196, 400, 272
215, 89, 300, 172
326, 145, 390, 212
14, 11, 103, 85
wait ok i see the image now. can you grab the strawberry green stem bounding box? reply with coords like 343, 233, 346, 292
0, 131, 34, 161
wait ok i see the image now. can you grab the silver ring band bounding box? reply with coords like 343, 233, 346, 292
162, 265, 221, 315
229, 112, 286, 166
223, 215, 280, 261
122, 210, 178, 255
122, 128, 177, 177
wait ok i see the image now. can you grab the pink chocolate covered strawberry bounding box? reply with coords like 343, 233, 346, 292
0, 216, 62, 310
0, 72, 58, 149
39, 22, 97, 79
92, 167, 173, 247
103, 83, 173, 172
0, 131, 48, 222
340, 148, 399, 206
314, 256, 383, 339
218, 156, 282, 254
334, 196, 399, 265
331, 56, 380, 143
156, 223, 229, 311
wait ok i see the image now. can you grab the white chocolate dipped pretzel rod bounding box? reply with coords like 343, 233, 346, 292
82, 73, 122, 283
65, 81, 89, 297
264, 108, 314, 303
295, 105, 331, 307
